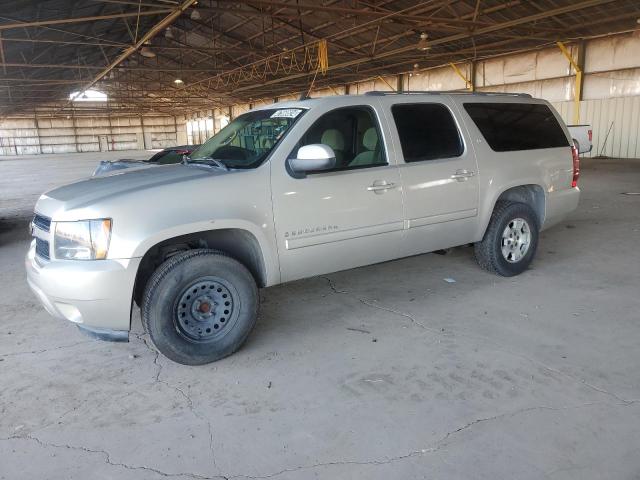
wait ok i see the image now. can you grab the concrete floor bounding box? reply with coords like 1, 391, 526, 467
1, 152, 639, 480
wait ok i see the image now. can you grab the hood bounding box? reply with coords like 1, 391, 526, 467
37, 164, 229, 215
92, 159, 151, 177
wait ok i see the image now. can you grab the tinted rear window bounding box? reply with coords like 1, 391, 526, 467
392, 103, 463, 162
463, 102, 568, 152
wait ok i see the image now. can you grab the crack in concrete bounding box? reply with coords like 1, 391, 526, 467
321, 276, 441, 335
482, 346, 639, 406
132, 330, 219, 471
321, 275, 640, 406
3, 401, 637, 479
1, 434, 228, 479
25, 397, 92, 436
227, 401, 637, 479
579, 379, 638, 405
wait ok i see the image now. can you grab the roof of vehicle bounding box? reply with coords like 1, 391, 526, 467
252, 91, 543, 112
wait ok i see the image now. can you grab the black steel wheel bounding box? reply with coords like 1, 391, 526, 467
174, 277, 237, 343
142, 249, 259, 365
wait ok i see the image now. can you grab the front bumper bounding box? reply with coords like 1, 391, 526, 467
25, 241, 141, 336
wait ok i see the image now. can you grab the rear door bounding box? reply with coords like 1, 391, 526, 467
380, 96, 480, 255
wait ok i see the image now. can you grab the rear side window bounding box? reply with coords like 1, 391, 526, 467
392, 103, 463, 162
463, 102, 569, 152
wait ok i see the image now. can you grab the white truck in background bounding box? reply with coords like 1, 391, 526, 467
568, 124, 593, 154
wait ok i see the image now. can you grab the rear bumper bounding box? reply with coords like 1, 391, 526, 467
542, 187, 580, 231
25, 241, 141, 333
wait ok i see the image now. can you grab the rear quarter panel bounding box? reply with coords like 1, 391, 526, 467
449, 96, 575, 239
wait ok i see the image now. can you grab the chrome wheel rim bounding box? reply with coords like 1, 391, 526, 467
501, 217, 531, 263
174, 277, 236, 342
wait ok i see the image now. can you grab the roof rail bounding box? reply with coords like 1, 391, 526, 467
364, 90, 532, 98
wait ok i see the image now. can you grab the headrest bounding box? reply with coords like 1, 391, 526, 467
362, 127, 378, 151
321, 129, 345, 151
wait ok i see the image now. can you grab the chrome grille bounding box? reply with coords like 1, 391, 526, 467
32, 213, 52, 260
35, 238, 50, 260
33, 213, 51, 232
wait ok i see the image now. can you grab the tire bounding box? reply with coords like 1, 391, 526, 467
142, 249, 259, 365
474, 201, 539, 277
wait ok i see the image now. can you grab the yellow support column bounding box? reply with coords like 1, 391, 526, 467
378, 75, 397, 92
449, 62, 473, 91
557, 41, 582, 124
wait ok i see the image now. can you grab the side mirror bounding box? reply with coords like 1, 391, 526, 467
288, 144, 336, 174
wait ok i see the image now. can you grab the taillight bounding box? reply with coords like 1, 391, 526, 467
571, 146, 580, 188
588, 129, 592, 142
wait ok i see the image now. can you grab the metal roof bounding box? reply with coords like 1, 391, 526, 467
1, 0, 639, 116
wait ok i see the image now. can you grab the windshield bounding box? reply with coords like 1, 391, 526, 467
188, 108, 304, 169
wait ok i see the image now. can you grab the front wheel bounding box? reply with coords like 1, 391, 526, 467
142, 249, 259, 365
474, 201, 539, 276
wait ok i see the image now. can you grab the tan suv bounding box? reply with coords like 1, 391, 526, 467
26, 92, 580, 365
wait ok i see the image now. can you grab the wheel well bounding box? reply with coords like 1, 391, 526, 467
495, 184, 545, 227
133, 229, 267, 306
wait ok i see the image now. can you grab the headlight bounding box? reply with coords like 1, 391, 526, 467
54, 219, 112, 260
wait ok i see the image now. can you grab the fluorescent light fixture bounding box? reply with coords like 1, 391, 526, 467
417, 32, 431, 51
69, 89, 107, 102
139, 46, 156, 58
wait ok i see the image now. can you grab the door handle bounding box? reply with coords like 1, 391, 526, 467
451, 169, 475, 181
367, 182, 396, 192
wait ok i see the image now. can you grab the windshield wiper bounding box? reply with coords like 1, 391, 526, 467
183, 156, 229, 171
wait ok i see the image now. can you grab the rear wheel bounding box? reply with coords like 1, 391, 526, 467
142, 249, 259, 365
474, 201, 539, 276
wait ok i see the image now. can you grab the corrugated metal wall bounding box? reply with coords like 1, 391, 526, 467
0, 115, 187, 156
552, 96, 640, 158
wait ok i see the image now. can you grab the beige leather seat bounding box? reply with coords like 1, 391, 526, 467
350, 128, 381, 167
320, 129, 345, 165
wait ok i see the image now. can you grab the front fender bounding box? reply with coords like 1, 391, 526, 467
130, 219, 280, 286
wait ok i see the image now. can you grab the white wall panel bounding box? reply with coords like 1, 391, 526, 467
552, 96, 640, 158
503, 51, 537, 83
585, 35, 640, 73
0, 114, 183, 156
583, 69, 640, 99
405, 67, 466, 91
479, 56, 505, 86
354, 79, 376, 94
535, 47, 572, 79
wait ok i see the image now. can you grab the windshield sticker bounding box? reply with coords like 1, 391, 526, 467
271, 109, 302, 119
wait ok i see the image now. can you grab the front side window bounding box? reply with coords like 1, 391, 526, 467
293, 106, 387, 171
392, 103, 463, 162
463, 102, 569, 152
189, 108, 304, 169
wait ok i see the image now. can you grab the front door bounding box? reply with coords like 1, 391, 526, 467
271, 103, 404, 282
380, 98, 480, 255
